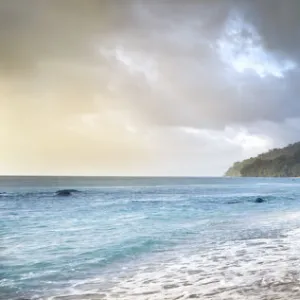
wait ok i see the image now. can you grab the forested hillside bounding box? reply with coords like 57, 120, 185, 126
225, 142, 300, 177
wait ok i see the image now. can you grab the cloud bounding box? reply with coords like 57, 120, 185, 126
1, 0, 300, 175
217, 10, 296, 78
97, 1, 299, 131
244, 0, 300, 60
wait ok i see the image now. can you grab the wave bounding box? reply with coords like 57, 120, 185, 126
47, 228, 300, 300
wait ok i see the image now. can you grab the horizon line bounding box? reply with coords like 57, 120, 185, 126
0, 175, 225, 178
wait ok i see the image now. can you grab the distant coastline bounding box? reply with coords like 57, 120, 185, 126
225, 142, 300, 177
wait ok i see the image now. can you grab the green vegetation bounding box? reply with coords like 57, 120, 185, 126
225, 142, 300, 177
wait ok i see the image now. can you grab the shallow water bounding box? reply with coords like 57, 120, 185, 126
2, 176, 300, 299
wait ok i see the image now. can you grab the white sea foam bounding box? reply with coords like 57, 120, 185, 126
48, 227, 300, 300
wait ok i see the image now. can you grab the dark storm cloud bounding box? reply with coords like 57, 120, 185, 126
97, 0, 300, 129
0, 0, 129, 74
1, 0, 299, 127
245, 0, 300, 59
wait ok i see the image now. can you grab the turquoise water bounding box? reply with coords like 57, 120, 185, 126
2, 177, 300, 299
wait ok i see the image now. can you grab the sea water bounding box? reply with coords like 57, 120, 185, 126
2, 176, 300, 299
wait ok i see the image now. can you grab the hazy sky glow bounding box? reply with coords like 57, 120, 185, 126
1, 0, 300, 176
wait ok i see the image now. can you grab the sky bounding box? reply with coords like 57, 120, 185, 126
1, 0, 300, 176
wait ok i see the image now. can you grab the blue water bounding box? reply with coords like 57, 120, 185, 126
2, 177, 300, 299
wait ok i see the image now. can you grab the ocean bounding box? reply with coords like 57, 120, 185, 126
2, 176, 300, 299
